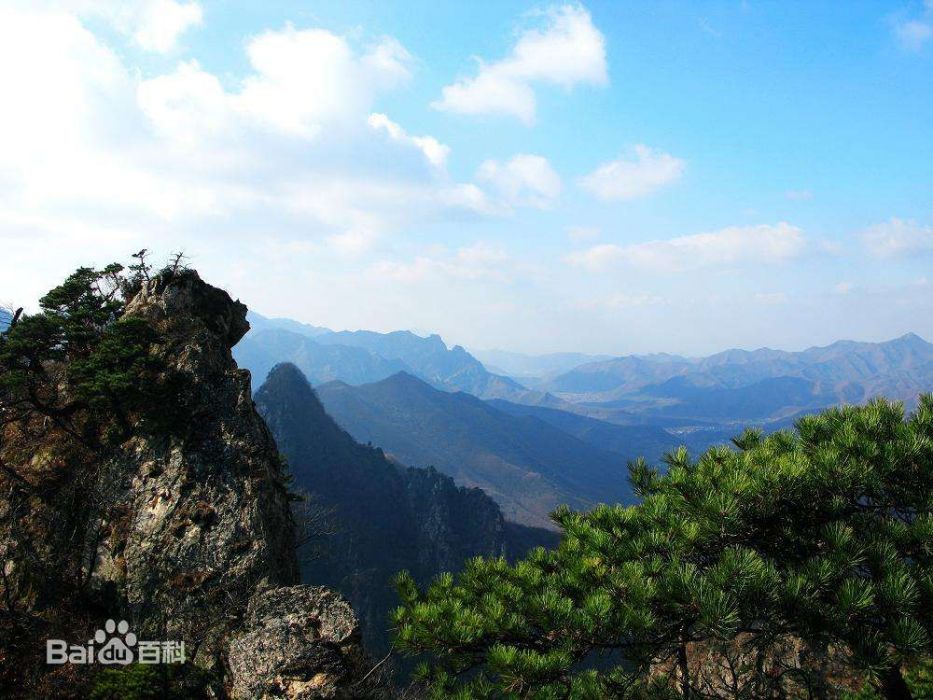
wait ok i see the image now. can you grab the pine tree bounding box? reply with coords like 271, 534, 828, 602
393, 397, 933, 699
0, 254, 190, 447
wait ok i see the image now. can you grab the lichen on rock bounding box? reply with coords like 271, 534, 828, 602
227, 585, 378, 699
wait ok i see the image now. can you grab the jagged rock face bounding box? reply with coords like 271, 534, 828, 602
227, 586, 375, 699
1, 270, 377, 698
125, 269, 251, 350
402, 465, 507, 575
95, 271, 298, 645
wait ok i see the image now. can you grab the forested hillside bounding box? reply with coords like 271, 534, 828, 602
254, 363, 555, 652
316, 372, 635, 529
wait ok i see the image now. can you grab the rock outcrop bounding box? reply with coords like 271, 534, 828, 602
0, 270, 378, 698
227, 586, 373, 699
100, 272, 298, 646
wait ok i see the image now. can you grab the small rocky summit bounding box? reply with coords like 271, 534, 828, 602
0, 270, 380, 698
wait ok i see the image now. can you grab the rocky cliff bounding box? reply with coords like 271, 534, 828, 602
254, 362, 511, 655
0, 270, 381, 698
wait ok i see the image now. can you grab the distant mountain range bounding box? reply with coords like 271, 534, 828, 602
471, 348, 612, 380
315, 371, 637, 530
246, 311, 331, 338
313, 328, 528, 397
254, 363, 556, 653
542, 333, 933, 424
236, 312, 559, 404
237, 312, 931, 530
236, 327, 411, 387
240, 314, 931, 431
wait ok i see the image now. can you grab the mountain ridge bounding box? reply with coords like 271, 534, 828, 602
236, 321, 565, 405
543, 333, 933, 422
254, 363, 555, 653
314, 371, 636, 529
238, 312, 933, 430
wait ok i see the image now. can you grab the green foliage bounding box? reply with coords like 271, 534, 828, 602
394, 397, 933, 698
89, 664, 210, 700
842, 657, 933, 699
905, 658, 933, 698
0, 257, 187, 445
69, 318, 160, 410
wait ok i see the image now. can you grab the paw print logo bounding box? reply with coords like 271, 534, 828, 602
96, 619, 137, 666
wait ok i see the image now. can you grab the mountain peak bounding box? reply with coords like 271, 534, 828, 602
265, 361, 312, 386
246, 311, 331, 338
381, 370, 432, 389
125, 268, 250, 347
254, 363, 331, 421
253, 364, 513, 655
237, 317, 535, 402
892, 331, 929, 346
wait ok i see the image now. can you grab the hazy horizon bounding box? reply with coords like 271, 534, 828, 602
247, 307, 929, 360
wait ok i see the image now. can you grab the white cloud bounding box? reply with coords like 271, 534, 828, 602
237, 28, 410, 138
896, 20, 932, 49
46, 0, 204, 53
367, 113, 450, 169
861, 218, 933, 257
0, 3, 499, 290
432, 4, 607, 124
567, 225, 600, 241
137, 26, 413, 143
126, 22, 466, 238
785, 189, 813, 201
0, 8, 127, 154
327, 229, 378, 256
893, 1, 933, 50
133, 0, 203, 52
136, 60, 231, 146
276, 177, 498, 254
567, 223, 806, 272
580, 145, 685, 201
477, 154, 562, 209
438, 183, 500, 216
0, 7, 205, 219
371, 243, 511, 283
566, 243, 622, 269
754, 292, 787, 305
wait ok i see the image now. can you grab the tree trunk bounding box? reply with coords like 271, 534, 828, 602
878, 665, 913, 700
677, 630, 691, 699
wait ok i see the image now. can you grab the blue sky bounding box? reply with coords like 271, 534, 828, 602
0, 1, 931, 355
